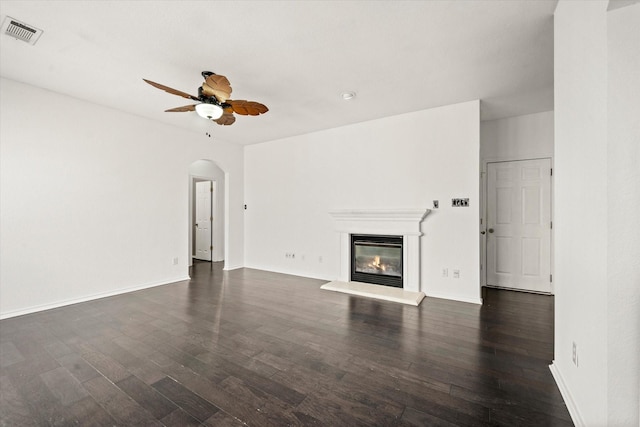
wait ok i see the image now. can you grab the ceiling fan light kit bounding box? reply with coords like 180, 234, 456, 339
143, 71, 268, 126
195, 103, 224, 120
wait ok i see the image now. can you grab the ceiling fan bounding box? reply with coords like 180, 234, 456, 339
143, 71, 268, 126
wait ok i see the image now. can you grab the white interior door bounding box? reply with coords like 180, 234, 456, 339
195, 180, 212, 261
486, 159, 552, 293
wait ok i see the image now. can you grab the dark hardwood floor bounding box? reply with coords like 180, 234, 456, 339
1, 261, 572, 426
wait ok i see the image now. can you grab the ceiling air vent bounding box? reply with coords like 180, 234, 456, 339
2, 16, 43, 45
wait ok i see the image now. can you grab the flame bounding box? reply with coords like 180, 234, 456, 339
368, 256, 386, 271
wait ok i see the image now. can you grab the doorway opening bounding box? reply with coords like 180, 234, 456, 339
194, 180, 214, 261
189, 160, 226, 266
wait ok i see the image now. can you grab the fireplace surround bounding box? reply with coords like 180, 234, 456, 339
329, 209, 430, 292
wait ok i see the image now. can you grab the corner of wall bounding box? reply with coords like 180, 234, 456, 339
550, 362, 586, 427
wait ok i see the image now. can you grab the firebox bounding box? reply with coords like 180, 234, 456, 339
351, 234, 403, 288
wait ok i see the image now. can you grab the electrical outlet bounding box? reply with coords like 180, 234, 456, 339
442, 268, 448, 278
453, 269, 460, 279
172, 257, 179, 265
319, 256, 323, 263
572, 342, 578, 366
433, 200, 439, 209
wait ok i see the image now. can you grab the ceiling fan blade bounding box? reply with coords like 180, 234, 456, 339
228, 100, 269, 116
164, 105, 196, 112
202, 74, 232, 102
143, 79, 199, 101
214, 113, 236, 126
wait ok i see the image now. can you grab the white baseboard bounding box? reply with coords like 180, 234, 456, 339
241, 264, 331, 282
550, 362, 584, 427
0, 276, 190, 320
425, 291, 483, 305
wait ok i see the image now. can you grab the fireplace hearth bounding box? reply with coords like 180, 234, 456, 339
351, 234, 403, 288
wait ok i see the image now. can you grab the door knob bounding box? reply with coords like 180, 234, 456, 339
481, 231, 486, 235
488, 228, 494, 233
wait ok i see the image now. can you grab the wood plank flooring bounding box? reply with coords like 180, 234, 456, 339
0, 261, 572, 426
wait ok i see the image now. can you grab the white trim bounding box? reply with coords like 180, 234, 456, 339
223, 264, 244, 271
224, 171, 230, 267
484, 284, 552, 296
550, 362, 585, 427
329, 208, 430, 222
242, 265, 330, 282
329, 209, 430, 236
0, 276, 190, 320
425, 291, 483, 305
189, 173, 212, 267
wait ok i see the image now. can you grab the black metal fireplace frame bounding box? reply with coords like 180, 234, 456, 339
350, 234, 403, 288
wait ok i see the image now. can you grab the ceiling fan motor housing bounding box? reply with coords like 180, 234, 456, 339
197, 86, 221, 105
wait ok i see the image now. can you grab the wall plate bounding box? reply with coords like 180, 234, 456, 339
452, 198, 469, 207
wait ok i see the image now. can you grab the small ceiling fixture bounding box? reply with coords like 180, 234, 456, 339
195, 103, 224, 120
341, 91, 356, 100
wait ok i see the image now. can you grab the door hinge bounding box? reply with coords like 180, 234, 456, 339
550, 274, 553, 282
210, 187, 213, 192
210, 246, 213, 251
550, 221, 553, 229
210, 216, 213, 221
550, 168, 553, 176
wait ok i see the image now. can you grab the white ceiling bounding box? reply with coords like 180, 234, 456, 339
0, 1, 557, 146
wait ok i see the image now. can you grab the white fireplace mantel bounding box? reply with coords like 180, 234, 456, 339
329, 208, 430, 292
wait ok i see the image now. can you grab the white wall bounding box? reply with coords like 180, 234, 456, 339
552, 2, 640, 426
0, 77, 245, 318
553, 3, 608, 424
480, 111, 554, 161
245, 100, 481, 304
606, 4, 640, 426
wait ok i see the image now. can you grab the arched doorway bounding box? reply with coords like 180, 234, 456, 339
188, 160, 226, 267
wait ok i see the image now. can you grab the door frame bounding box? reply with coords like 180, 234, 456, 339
194, 179, 213, 262
480, 156, 554, 294
189, 173, 226, 266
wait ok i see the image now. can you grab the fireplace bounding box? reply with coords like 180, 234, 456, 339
329, 208, 430, 293
351, 234, 403, 288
